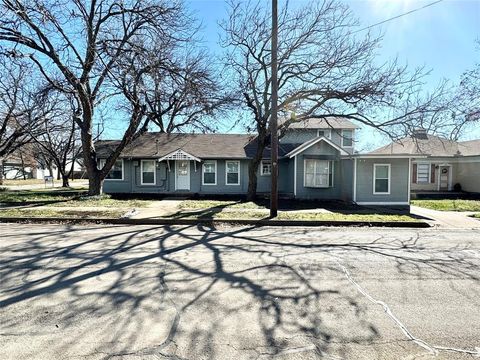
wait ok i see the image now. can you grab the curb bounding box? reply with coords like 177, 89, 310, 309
0, 216, 431, 228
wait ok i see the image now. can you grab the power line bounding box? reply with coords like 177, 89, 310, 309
352, 0, 444, 34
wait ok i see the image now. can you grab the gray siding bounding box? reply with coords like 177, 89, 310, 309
280, 128, 355, 154
256, 159, 294, 195
103, 159, 250, 194
294, 156, 353, 200
355, 158, 409, 203
456, 159, 480, 193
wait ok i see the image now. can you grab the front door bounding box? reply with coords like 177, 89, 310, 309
176, 160, 190, 190
439, 166, 450, 191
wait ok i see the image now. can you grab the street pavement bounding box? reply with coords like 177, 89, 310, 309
0, 223, 479, 360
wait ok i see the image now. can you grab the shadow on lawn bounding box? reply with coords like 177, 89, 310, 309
0, 224, 478, 358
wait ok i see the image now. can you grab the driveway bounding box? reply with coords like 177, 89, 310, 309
1, 224, 479, 359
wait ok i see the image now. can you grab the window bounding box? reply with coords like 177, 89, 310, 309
342, 129, 353, 147
261, 160, 271, 176
141, 160, 156, 185
98, 159, 124, 180
202, 160, 217, 185
304, 159, 333, 188
226, 161, 240, 185
317, 129, 331, 139
373, 164, 390, 194
416, 163, 430, 183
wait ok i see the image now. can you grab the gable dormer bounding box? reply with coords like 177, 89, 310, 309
279, 117, 358, 153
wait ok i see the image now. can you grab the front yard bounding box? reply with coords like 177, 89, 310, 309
0, 190, 420, 223
412, 199, 480, 212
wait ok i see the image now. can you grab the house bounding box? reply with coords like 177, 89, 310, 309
369, 129, 480, 196
95, 118, 422, 208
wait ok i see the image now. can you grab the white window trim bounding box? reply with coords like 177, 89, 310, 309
140, 160, 156, 185
317, 129, 331, 139
260, 160, 271, 176
303, 159, 331, 188
341, 129, 354, 148
99, 158, 124, 181
202, 160, 217, 185
225, 160, 240, 185
416, 162, 431, 183
373, 163, 391, 195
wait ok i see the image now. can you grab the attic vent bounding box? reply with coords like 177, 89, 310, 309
412, 128, 428, 140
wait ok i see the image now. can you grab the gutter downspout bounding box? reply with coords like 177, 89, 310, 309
353, 157, 357, 203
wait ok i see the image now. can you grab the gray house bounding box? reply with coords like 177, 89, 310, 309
369, 129, 480, 195
96, 118, 417, 207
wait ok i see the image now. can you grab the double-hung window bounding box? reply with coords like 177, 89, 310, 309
141, 160, 156, 185
342, 129, 353, 147
416, 163, 430, 183
373, 164, 390, 194
98, 159, 124, 180
202, 160, 217, 185
226, 161, 240, 185
261, 160, 271, 176
304, 159, 333, 188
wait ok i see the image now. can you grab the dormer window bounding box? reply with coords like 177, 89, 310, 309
317, 129, 331, 139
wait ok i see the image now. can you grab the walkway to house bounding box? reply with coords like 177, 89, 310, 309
410, 205, 480, 229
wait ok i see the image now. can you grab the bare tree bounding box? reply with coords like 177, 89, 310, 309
0, 0, 191, 194
220, 0, 447, 200
136, 49, 233, 134
30, 90, 82, 187
0, 58, 46, 184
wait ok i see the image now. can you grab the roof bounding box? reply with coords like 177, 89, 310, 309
96, 133, 255, 159
95, 132, 310, 160
286, 136, 348, 157
283, 117, 360, 130
369, 134, 480, 157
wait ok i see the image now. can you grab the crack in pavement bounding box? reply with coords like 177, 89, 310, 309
334, 258, 480, 358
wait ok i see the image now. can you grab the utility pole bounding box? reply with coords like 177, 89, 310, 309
270, 0, 279, 218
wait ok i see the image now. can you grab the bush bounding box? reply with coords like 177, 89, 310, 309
453, 183, 462, 192
0, 187, 7, 192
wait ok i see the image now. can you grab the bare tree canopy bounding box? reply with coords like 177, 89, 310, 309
30, 88, 82, 187
0, 0, 193, 194
0, 58, 48, 184
220, 0, 448, 199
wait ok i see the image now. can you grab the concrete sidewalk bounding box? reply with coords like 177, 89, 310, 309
410, 205, 480, 229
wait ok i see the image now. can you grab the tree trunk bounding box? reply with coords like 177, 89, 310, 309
62, 174, 70, 188
247, 159, 260, 201
247, 136, 267, 201
0, 161, 4, 185
88, 173, 103, 195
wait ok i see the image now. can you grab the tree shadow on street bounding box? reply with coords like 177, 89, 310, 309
0, 224, 478, 359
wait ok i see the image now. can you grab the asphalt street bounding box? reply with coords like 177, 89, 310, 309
1, 223, 479, 360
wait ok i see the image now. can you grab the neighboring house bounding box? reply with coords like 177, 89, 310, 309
369, 129, 480, 194
96, 118, 420, 208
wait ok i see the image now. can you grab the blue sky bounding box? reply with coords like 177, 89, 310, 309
183, 0, 480, 149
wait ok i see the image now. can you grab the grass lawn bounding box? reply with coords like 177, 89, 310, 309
0, 189, 84, 203
0, 208, 123, 219
472, 214, 480, 219
179, 200, 265, 210
0, 189, 150, 208
412, 199, 480, 212
167, 208, 419, 222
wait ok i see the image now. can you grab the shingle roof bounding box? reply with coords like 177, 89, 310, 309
283, 117, 360, 129
95, 132, 305, 160
369, 134, 480, 157
96, 133, 255, 159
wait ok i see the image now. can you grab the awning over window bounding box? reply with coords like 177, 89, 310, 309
158, 149, 202, 162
